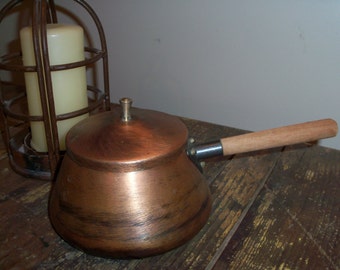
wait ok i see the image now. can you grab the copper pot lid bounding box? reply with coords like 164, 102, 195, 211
65, 98, 188, 171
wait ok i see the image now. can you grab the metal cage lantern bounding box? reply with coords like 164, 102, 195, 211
0, 0, 110, 180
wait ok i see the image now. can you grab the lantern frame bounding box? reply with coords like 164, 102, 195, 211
0, 0, 111, 180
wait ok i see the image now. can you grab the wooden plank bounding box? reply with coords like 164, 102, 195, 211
212, 145, 340, 269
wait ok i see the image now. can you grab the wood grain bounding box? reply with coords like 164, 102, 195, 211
220, 118, 338, 156
212, 145, 340, 270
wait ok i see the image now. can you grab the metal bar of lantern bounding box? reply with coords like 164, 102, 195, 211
41, 0, 61, 176
32, 0, 60, 177
0, 0, 21, 22
48, 0, 58, 23
75, 0, 111, 111
0, 81, 11, 157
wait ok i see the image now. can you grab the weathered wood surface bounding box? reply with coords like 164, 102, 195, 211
212, 144, 340, 270
0, 118, 339, 269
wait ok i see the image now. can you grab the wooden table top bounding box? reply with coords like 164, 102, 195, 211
0, 117, 339, 269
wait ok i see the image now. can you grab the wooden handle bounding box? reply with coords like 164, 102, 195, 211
220, 119, 338, 156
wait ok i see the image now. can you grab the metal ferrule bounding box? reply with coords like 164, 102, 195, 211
120, 97, 133, 122
189, 141, 223, 160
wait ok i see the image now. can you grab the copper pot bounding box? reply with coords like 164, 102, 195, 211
49, 98, 337, 258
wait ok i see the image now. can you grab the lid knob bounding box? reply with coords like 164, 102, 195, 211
119, 97, 133, 122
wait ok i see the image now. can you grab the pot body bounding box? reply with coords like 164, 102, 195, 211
49, 107, 212, 258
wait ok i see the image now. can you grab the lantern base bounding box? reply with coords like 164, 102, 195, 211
8, 129, 62, 180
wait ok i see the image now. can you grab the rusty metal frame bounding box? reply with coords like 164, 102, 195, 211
0, 0, 110, 180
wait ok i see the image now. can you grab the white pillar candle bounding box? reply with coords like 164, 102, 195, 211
20, 24, 88, 152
